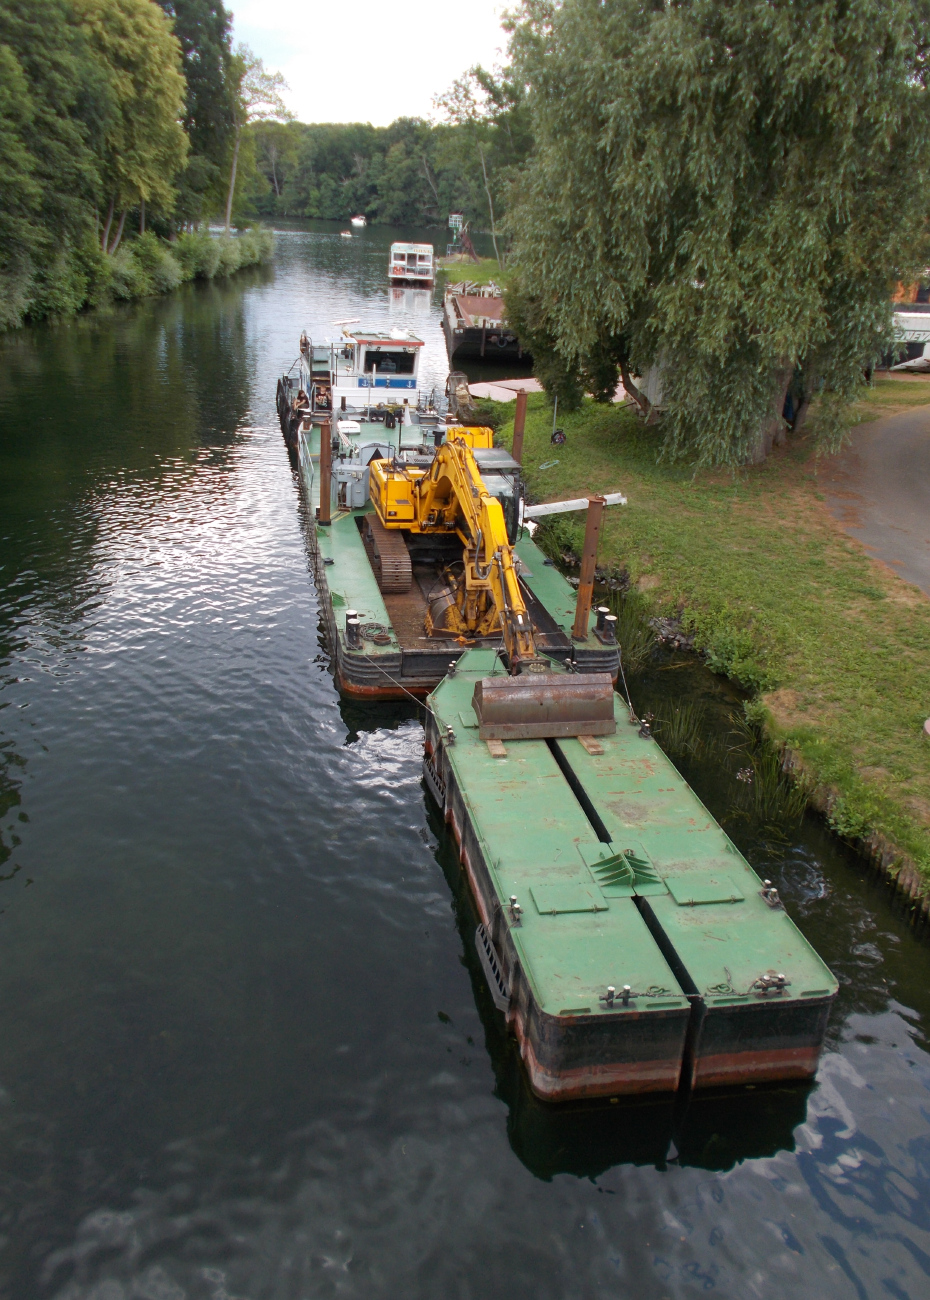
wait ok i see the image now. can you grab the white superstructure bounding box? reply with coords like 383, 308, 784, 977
890, 307, 930, 370
388, 242, 434, 285
295, 328, 428, 412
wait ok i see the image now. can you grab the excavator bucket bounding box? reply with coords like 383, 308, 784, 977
472, 673, 617, 740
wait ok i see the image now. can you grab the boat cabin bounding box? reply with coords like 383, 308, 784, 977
389, 242, 434, 285
279, 328, 428, 425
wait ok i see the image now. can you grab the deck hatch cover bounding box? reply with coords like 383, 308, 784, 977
665, 875, 745, 906
530, 883, 608, 914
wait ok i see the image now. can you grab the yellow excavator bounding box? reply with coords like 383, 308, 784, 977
366, 427, 542, 673
364, 425, 616, 736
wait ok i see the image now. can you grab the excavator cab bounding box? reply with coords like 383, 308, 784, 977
472, 448, 523, 545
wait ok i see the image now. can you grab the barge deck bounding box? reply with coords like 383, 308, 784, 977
424, 649, 838, 1100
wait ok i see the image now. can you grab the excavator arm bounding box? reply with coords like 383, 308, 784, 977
416, 437, 538, 669
369, 433, 540, 671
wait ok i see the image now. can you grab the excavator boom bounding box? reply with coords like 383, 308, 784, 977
369, 431, 540, 669
367, 428, 615, 733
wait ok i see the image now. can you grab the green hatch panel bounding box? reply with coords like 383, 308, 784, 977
531, 883, 608, 914
665, 875, 744, 906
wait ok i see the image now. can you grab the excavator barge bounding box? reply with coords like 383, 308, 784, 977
277, 330, 837, 1101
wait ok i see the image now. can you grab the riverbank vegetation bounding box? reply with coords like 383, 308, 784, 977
503, 392, 930, 877
0, 0, 278, 331
503, 0, 930, 468
438, 257, 505, 287
244, 61, 530, 237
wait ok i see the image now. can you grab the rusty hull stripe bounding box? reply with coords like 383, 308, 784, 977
522, 1034, 682, 1100
692, 1045, 822, 1089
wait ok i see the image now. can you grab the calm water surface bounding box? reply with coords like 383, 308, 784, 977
0, 223, 929, 1299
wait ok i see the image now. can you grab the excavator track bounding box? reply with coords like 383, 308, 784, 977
363, 515, 412, 593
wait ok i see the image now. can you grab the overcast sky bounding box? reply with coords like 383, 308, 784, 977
228, 1, 511, 127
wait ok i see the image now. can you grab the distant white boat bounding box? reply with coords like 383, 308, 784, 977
351, 215, 367, 227
340, 230, 352, 239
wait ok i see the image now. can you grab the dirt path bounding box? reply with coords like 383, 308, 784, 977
818, 404, 930, 598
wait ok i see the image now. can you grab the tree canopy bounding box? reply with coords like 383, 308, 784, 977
74, 0, 188, 247
157, 0, 237, 221
506, 0, 930, 464
242, 65, 532, 232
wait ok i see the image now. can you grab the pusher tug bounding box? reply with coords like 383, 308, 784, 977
276, 333, 838, 1100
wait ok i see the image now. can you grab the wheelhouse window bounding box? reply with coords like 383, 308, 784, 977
363, 348, 416, 375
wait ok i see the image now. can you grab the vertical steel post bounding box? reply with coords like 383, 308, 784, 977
512, 388, 527, 464
571, 495, 605, 640
317, 419, 332, 525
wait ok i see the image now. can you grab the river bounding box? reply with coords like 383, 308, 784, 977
0, 222, 928, 1300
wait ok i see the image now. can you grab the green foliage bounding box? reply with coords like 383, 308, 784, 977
0, 0, 204, 328
611, 592, 657, 676
157, 0, 235, 221
508, 0, 930, 466
683, 604, 777, 694
175, 227, 222, 278
74, 0, 189, 217
0, 0, 112, 325
130, 231, 183, 292
116, 225, 272, 296
241, 68, 534, 230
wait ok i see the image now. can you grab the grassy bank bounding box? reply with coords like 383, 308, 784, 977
501, 389, 930, 876
5, 227, 274, 332
436, 257, 504, 287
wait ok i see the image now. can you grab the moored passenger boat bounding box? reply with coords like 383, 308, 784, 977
389, 242, 434, 285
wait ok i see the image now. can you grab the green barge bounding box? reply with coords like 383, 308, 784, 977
277, 330, 837, 1101
424, 650, 837, 1099
294, 419, 619, 697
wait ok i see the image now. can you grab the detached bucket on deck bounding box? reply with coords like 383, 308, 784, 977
472, 673, 616, 740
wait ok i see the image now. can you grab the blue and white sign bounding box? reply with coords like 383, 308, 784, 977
357, 377, 417, 390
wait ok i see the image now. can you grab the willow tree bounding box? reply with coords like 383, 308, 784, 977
507, 0, 930, 465
74, 0, 189, 253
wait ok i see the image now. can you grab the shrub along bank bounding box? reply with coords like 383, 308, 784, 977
12, 227, 274, 326
502, 389, 930, 878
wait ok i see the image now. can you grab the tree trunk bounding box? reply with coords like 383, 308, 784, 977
747, 367, 793, 464
792, 395, 812, 434
421, 154, 440, 209
225, 126, 242, 232
271, 152, 280, 196
618, 357, 652, 420
139, 198, 145, 235
101, 197, 115, 253
108, 210, 127, 256
478, 144, 503, 269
